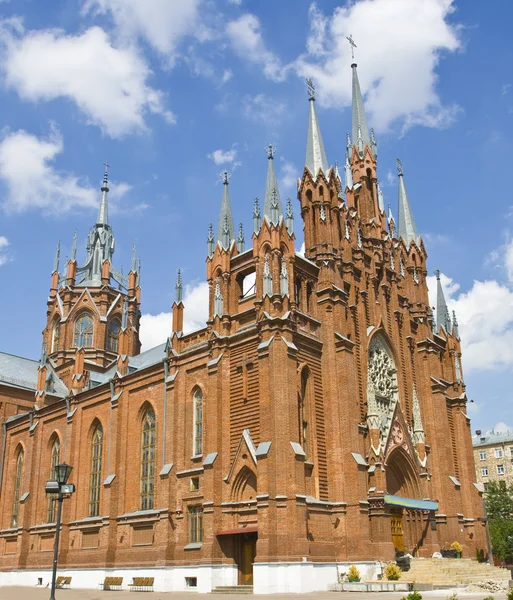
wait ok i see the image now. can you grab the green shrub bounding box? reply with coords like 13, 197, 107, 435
507, 587, 513, 600
446, 593, 458, 600
347, 565, 360, 582
400, 591, 422, 600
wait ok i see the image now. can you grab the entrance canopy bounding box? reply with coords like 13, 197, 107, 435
217, 526, 258, 536
384, 494, 438, 512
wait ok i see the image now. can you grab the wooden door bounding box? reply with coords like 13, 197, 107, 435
241, 537, 256, 585
391, 513, 404, 552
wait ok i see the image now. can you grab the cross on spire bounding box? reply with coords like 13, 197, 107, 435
306, 78, 315, 101
265, 144, 276, 159
397, 158, 403, 175
347, 34, 357, 62
220, 170, 232, 185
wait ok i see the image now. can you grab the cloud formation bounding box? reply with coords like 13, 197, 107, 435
294, 0, 461, 133
0, 19, 174, 137
139, 280, 210, 351
0, 127, 130, 214
208, 146, 240, 166
0, 236, 9, 266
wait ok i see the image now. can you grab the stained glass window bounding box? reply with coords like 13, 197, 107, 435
12, 449, 24, 527
106, 319, 121, 353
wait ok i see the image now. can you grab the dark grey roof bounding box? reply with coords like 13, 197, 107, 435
129, 343, 167, 371
0, 352, 39, 391
473, 430, 513, 447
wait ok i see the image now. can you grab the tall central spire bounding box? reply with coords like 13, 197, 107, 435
216, 171, 235, 250
97, 162, 110, 226
347, 35, 372, 157
305, 78, 329, 179
396, 159, 418, 245
263, 144, 283, 226
435, 270, 452, 334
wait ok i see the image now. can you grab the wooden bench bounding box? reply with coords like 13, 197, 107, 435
55, 576, 72, 588
128, 577, 154, 592
101, 576, 123, 591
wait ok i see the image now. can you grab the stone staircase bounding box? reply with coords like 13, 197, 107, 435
399, 558, 511, 587
212, 585, 253, 594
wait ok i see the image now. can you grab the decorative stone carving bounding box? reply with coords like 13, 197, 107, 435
368, 341, 396, 399
412, 387, 425, 445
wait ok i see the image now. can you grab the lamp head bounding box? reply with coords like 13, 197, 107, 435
55, 463, 73, 485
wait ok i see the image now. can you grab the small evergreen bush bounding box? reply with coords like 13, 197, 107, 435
347, 565, 360, 582
384, 562, 401, 580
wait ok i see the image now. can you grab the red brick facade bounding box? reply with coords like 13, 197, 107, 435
0, 97, 486, 590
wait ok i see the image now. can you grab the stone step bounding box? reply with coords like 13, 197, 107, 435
212, 586, 254, 594
396, 558, 511, 585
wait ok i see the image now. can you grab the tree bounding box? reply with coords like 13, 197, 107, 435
485, 481, 513, 562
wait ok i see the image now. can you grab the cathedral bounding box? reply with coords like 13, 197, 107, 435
0, 57, 485, 593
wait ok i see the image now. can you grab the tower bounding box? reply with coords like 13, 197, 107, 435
41, 167, 141, 393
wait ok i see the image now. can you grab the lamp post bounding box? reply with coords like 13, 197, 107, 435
45, 463, 74, 600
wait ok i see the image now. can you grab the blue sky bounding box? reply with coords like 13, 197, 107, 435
0, 0, 512, 434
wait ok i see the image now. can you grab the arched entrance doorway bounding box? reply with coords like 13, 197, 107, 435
385, 447, 426, 555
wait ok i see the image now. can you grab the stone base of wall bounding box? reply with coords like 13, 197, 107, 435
0, 561, 383, 593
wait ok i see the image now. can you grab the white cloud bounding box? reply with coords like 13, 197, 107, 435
83, 0, 201, 60
280, 159, 298, 190
242, 93, 286, 126
0, 236, 9, 266
0, 127, 131, 215
0, 20, 174, 137
505, 239, 513, 283
139, 280, 209, 351
226, 13, 285, 81
427, 273, 513, 373
294, 0, 461, 133
208, 146, 240, 166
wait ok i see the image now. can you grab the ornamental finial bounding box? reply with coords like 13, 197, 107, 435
397, 158, 403, 176
265, 144, 276, 159
102, 161, 110, 190
220, 171, 231, 185
306, 78, 315, 101
346, 34, 357, 62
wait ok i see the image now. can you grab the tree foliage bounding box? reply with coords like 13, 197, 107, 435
485, 481, 513, 561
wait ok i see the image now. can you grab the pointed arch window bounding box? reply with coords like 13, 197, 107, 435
106, 318, 121, 353
51, 319, 61, 353
12, 448, 24, 527
74, 313, 94, 348
47, 438, 60, 523
298, 369, 310, 457
89, 424, 103, 517
193, 389, 203, 457
140, 408, 156, 511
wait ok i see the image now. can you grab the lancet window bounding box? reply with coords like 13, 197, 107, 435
140, 408, 156, 511
51, 319, 60, 353
47, 437, 60, 523
74, 313, 94, 348
12, 448, 24, 527
193, 388, 203, 456
106, 318, 121, 353
89, 424, 103, 517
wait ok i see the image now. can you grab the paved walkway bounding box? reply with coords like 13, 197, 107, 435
0, 587, 507, 600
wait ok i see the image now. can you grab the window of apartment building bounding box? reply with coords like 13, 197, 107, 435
495, 448, 503, 458
481, 467, 489, 477
188, 505, 203, 544
497, 464, 505, 475
479, 451, 486, 460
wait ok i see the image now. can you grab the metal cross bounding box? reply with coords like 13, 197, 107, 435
306, 78, 315, 100
346, 34, 357, 62
220, 171, 232, 184
396, 158, 403, 175
103, 161, 110, 173
265, 144, 276, 159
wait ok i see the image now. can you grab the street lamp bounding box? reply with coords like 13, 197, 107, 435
45, 463, 75, 600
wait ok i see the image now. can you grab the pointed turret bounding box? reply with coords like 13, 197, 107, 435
53, 241, 60, 273
351, 64, 371, 156
305, 79, 329, 179
172, 269, 184, 335
388, 204, 396, 238
435, 270, 452, 333
263, 144, 283, 226
452, 310, 460, 339
253, 198, 261, 233
285, 198, 294, 235
397, 159, 418, 245
237, 223, 245, 253
207, 223, 215, 258
175, 268, 183, 304
216, 171, 235, 250
377, 183, 384, 212
97, 166, 109, 225
70, 231, 77, 262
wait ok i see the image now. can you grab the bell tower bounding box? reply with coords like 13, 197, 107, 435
41, 166, 141, 390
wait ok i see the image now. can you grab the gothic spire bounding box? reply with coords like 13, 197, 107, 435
397, 159, 418, 245
207, 223, 215, 258
97, 163, 110, 226
253, 198, 261, 233
131, 242, 137, 272
350, 52, 371, 157
175, 269, 183, 304
377, 182, 384, 212
216, 171, 235, 250
305, 78, 329, 179
435, 270, 452, 334
263, 144, 283, 226
452, 310, 460, 339
53, 241, 60, 273
121, 297, 129, 330
285, 197, 294, 235
71, 231, 77, 262
237, 223, 245, 253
